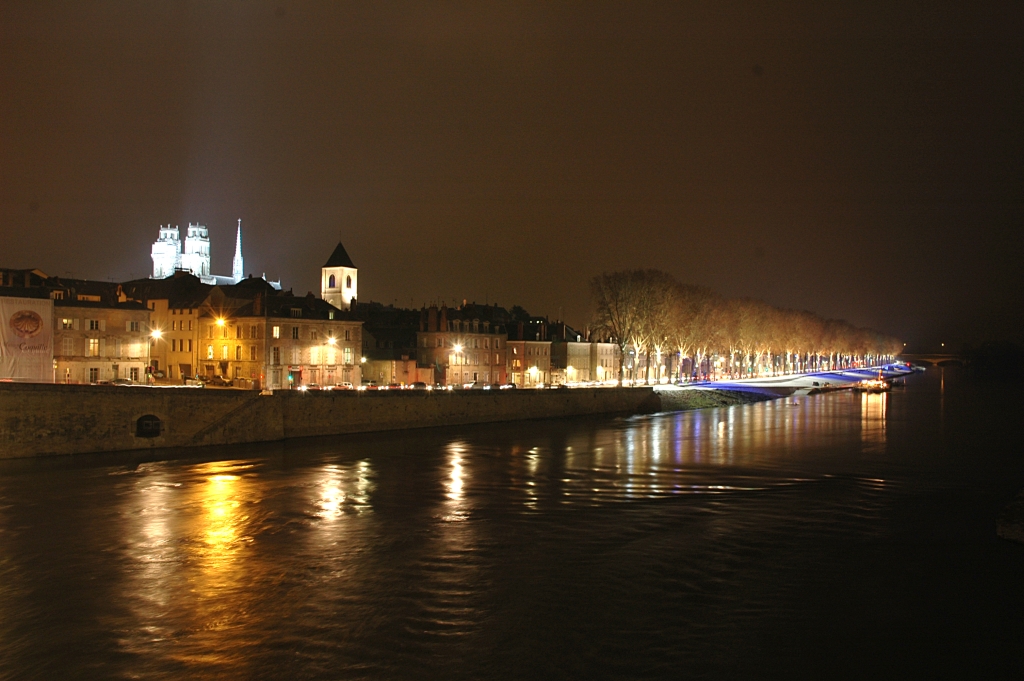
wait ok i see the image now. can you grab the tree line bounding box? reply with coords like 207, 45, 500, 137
590, 269, 903, 382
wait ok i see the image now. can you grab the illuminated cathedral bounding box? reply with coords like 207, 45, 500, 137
151, 220, 260, 286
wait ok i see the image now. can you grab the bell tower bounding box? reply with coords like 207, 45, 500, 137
321, 242, 357, 310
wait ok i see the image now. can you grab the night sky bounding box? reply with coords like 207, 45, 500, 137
2, 2, 1021, 349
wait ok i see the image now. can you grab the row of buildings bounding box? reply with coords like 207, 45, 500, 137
1, 225, 619, 388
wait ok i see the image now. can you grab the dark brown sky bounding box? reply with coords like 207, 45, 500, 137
2, 1, 1021, 349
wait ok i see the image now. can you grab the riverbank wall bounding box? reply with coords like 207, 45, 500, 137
0, 383, 771, 459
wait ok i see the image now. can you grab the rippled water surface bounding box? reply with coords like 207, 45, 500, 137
2, 369, 1023, 679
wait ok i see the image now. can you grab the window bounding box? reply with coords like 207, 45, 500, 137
437, 338, 442, 347
346, 275, 352, 288
343, 347, 353, 364
250, 346, 257, 361
235, 346, 242, 360
126, 321, 140, 332
250, 325, 257, 339
171, 339, 176, 352
222, 327, 228, 339
88, 339, 99, 357
209, 326, 214, 339
329, 274, 336, 288
62, 337, 74, 356
188, 320, 193, 331
272, 347, 281, 365
222, 345, 229, 360
207, 345, 214, 359
62, 318, 75, 330
344, 329, 350, 341
129, 367, 140, 382
187, 339, 192, 352
89, 367, 99, 382
272, 326, 280, 339
290, 308, 302, 318
291, 347, 301, 364
51, 290, 64, 300
311, 330, 318, 341
291, 327, 299, 340
88, 319, 100, 331
236, 326, 242, 339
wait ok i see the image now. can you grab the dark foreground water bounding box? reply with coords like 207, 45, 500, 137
2, 369, 1023, 680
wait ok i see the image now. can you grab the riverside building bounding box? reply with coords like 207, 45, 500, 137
417, 303, 508, 386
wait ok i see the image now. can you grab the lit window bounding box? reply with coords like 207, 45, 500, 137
329, 274, 336, 288
272, 326, 280, 339
222, 345, 229, 360
207, 345, 214, 359
88, 339, 99, 357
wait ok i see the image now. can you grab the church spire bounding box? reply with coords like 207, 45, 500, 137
232, 219, 244, 283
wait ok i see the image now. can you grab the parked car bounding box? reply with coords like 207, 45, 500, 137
410, 381, 428, 390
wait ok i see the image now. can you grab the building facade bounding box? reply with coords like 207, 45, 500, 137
416, 303, 508, 386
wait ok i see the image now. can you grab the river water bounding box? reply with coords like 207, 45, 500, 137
1, 368, 1023, 679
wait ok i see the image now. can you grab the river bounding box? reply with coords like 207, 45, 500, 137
1, 368, 1022, 679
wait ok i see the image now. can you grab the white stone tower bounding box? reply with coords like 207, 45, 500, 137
321, 242, 357, 310
232, 219, 244, 283
181, 223, 211, 278
151, 225, 181, 278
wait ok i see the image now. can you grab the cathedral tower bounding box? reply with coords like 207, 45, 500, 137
151, 224, 181, 278
181, 223, 211, 278
232, 219, 244, 283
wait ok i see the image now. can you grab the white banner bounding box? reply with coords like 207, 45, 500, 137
0, 297, 53, 382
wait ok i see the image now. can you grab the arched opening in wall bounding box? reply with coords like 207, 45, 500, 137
329, 274, 336, 288
136, 414, 163, 438
346, 275, 352, 289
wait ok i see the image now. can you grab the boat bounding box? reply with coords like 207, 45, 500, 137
855, 372, 891, 393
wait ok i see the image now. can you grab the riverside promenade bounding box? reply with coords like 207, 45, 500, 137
669, 364, 914, 395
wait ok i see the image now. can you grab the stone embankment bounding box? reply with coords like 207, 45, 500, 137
0, 382, 771, 459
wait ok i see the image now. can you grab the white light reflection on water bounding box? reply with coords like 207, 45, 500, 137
510, 393, 889, 505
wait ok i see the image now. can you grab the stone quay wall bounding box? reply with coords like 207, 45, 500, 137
0, 383, 669, 459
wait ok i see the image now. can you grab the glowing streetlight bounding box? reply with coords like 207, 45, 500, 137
453, 343, 463, 353
360, 356, 367, 364
215, 318, 225, 327
327, 337, 337, 345
150, 329, 162, 340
